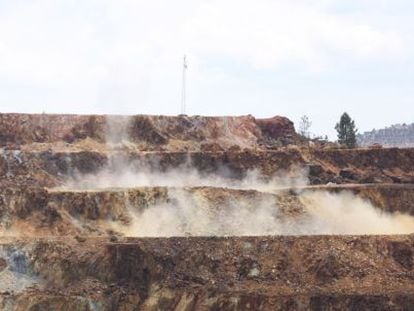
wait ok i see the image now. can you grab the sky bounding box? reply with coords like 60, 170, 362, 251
0, 0, 414, 139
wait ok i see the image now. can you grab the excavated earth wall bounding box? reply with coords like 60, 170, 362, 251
1, 149, 414, 188
0, 113, 414, 310
1, 185, 414, 238
1, 236, 414, 310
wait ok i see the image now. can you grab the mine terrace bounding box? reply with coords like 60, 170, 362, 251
1, 113, 414, 310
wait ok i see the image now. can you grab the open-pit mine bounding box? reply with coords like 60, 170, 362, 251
1, 113, 414, 310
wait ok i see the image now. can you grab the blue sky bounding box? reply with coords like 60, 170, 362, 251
0, 0, 413, 138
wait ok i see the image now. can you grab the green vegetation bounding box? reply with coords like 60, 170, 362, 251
335, 112, 357, 148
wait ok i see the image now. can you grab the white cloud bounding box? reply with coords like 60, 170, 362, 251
0, 0, 411, 124
185, 0, 404, 71
0, 0, 405, 84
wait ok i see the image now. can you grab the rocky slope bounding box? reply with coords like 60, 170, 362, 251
1, 236, 414, 310
2, 184, 414, 238
1, 113, 414, 310
0, 113, 297, 151
2, 148, 414, 189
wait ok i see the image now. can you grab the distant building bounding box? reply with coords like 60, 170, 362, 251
357, 123, 414, 148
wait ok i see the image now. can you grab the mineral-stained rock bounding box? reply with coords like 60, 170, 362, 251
128, 116, 169, 145
1, 113, 414, 310
311, 251, 352, 283
255, 116, 297, 145
388, 241, 413, 269
0, 257, 6, 271
339, 168, 359, 180
64, 115, 105, 143
2, 147, 414, 189
0, 236, 413, 310
0, 113, 298, 150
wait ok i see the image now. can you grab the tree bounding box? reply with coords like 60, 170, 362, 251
335, 112, 357, 148
298, 115, 312, 139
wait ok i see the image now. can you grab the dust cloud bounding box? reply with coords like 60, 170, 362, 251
115, 187, 414, 237
299, 191, 414, 235
65, 165, 308, 192
64, 116, 414, 237
66, 162, 414, 237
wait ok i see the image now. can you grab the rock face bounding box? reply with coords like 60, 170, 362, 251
256, 116, 297, 145
0, 113, 297, 151
0, 113, 105, 146
1, 113, 414, 310
1, 148, 414, 189
2, 236, 414, 310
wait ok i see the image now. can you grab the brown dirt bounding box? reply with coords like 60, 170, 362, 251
1, 236, 414, 310
1, 113, 414, 310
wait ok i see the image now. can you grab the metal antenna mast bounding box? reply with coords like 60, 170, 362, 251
180, 55, 188, 115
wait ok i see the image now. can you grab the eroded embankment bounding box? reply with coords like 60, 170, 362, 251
0, 113, 297, 151
0, 187, 299, 236
0, 235, 414, 310
1, 185, 414, 237
2, 148, 414, 188
2, 113, 414, 310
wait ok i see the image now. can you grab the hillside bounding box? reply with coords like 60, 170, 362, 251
1, 113, 414, 310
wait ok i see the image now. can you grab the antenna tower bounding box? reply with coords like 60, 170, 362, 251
181, 55, 188, 115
